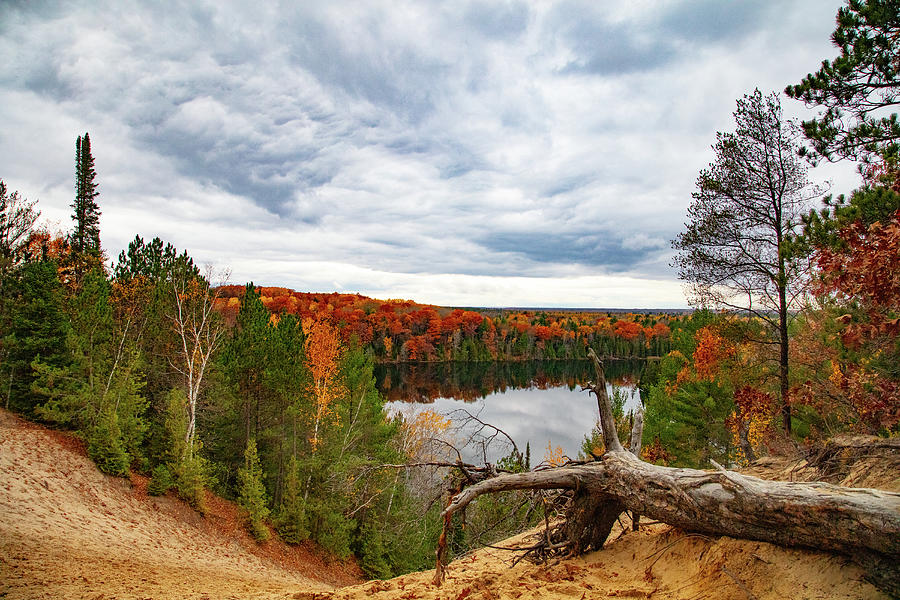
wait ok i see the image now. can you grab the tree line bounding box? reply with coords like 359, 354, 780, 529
216, 285, 680, 362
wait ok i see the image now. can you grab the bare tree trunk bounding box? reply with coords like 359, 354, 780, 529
628, 408, 643, 456
445, 450, 900, 559
778, 277, 792, 434
737, 416, 757, 463
588, 349, 623, 453
439, 351, 900, 592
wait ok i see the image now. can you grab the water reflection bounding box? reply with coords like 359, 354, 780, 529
374, 359, 643, 403
377, 360, 644, 463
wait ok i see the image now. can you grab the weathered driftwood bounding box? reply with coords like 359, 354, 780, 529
440, 349, 900, 591
444, 448, 900, 558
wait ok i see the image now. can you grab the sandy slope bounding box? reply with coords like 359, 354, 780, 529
332, 520, 888, 600
0, 409, 353, 600
0, 407, 892, 599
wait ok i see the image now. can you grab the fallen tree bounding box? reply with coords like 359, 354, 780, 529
436, 349, 900, 592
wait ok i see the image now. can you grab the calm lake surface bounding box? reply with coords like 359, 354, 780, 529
375, 360, 644, 463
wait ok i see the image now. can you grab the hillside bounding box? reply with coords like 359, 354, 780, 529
2, 407, 894, 599
0, 408, 360, 600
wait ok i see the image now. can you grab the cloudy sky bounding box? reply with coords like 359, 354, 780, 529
0, 1, 861, 308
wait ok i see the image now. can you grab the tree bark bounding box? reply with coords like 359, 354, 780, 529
588, 349, 623, 453
628, 407, 643, 530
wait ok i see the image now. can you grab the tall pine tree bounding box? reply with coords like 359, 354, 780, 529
72, 133, 101, 257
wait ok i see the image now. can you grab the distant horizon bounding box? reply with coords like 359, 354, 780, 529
216, 282, 693, 312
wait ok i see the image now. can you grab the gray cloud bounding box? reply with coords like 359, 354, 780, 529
478, 231, 663, 274
0, 0, 853, 307
658, 0, 774, 44
464, 1, 530, 40
551, 0, 776, 76
556, 20, 678, 76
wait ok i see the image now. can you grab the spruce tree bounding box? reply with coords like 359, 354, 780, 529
72, 133, 101, 257
3, 260, 71, 413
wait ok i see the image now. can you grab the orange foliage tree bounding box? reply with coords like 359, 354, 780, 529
304, 319, 346, 451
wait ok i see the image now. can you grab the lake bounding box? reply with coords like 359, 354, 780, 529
375, 360, 644, 464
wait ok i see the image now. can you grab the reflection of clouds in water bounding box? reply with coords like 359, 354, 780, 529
385, 383, 641, 464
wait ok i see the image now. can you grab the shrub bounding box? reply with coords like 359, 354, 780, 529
147, 464, 174, 496
87, 409, 130, 477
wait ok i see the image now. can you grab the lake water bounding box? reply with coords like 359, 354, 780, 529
375, 360, 644, 464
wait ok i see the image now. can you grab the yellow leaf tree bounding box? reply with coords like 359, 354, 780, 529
304, 319, 345, 452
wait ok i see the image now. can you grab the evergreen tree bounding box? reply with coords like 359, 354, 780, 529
2, 260, 70, 413
799, 184, 900, 252
71, 133, 101, 258
672, 91, 820, 434
111, 236, 202, 461
275, 455, 309, 544
223, 284, 272, 448
114, 235, 198, 283
237, 437, 270, 540
0, 181, 41, 406
785, 0, 900, 164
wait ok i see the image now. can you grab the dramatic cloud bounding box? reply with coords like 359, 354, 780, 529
0, 0, 859, 307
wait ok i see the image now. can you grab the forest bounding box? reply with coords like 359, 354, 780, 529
213, 285, 678, 362
0, 0, 898, 585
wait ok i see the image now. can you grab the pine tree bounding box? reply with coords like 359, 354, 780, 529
238, 437, 270, 540
72, 133, 101, 257
275, 455, 309, 544
2, 260, 71, 414
672, 91, 820, 434
785, 0, 900, 164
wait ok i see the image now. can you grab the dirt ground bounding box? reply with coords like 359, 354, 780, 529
0, 408, 893, 599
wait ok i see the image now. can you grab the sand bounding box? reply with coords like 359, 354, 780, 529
0, 409, 352, 599
0, 408, 891, 599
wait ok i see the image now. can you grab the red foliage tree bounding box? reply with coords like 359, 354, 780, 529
813, 211, 900, 431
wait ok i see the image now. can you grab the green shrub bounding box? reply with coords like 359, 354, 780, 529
275, 456, 309, 544
148, 464, 174, 496
308, 498, 355, 559
357, 521, 391, 579
174, 453, 208, 514
87, 410, 130, 477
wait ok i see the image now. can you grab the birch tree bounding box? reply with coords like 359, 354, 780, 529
168, 265, 226, 458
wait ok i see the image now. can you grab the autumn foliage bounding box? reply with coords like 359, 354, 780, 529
807, 211, 900, 432
214, 286, 677, 364
304, 319, 345, 451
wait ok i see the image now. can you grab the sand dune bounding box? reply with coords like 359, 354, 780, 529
0, 408, 891, 599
